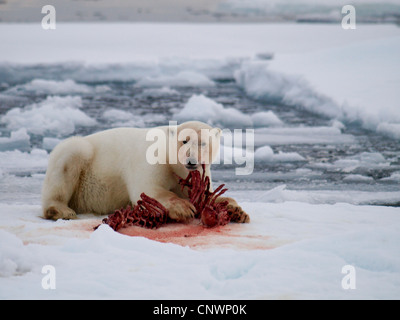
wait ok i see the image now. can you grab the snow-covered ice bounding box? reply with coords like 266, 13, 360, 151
0, 128, 30, 152
135, 71, 215, 88
1, 96, 96, 137
175, 94, 252, 127
267, 35, 400, 137
42, 137, 62, 152
5, 79, 110, 95
0, 200, 399, 299
102, 109, 146, 128
254, 126, 356, 146
140, 87, 180, 98
175, 94, 283, 128
0, 22, 399, 300
254, 145, 305, 163
0, 149, 48, 175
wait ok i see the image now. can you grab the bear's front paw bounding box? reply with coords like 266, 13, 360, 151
227, 204, 250, 223
167, 198, 196, 222
44, 205, 77, 221
216, 197, 250, 223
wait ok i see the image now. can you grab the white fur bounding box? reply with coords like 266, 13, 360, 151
41, 121, 220, 221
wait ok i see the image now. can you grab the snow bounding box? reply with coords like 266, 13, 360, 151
216, 143, 304, 165
313, 152, 392, 173
235, 60, 342, 119
1, 96, 97, 137
5, 79, 110, 95
0, 128, 31, 152
42, 137, 62, 151
377, 123, 400, 140
0, 23, 398, 139
102, 109, 146, 128
174, 94, 282, 128
218, 0, 400, 24
254, 146, 305, 163
254, 126, 356, 146
0, 22, 399, 299
250, 111, 283, 127
236, 50, 400, 137
267, 35, 400, 137
0, 201, 399, 299
140, 87, 180, 97
343, 174, 374, 183
240, 186, 400, 206
135, 71, 215, 88
174, 94, 252, 127
381, 172, 400, 182
0, 149, 48, 175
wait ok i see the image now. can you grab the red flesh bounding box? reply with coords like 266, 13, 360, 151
98, 164, 230, 231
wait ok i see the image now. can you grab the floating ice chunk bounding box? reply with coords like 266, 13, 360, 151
102, 108, 145, 128
0, 96, 96, 137
381, 172, 400, 182
251, 111, 283, 127
140, 87, 179, 97
377, 123, 400, 140
103, 109, 134, 122
343, 174, 374, 183
355, 152, 386, 164
135, 71, 215, 88
330, 120, 346, 131
173, 95, 286, 129
23, 79, 91, 94
250, 185, 400, 206
0, 149, 48, 174
42, 137, 61, 151
215, 144, 252, 165
174, 94, 253, 127
330, 159, 360, 173
216, 107, 253, 127
254, 126, 355, 146
216, 144, 304, 165
141, 113, 167, 125
317, 152, 390, 173
273, 151, 305, 162
334, 152, 388, 170
254, 145, 273, 160
0, 128, 30, 152
6, 79, 111, 95
254, 145, 305, 162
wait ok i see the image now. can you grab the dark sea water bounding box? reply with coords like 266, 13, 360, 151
0, 63, 399, 206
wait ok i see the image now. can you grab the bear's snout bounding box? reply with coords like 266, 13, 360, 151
185, 157, 199, 170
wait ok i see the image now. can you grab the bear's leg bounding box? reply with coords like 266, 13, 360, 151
42, 137, 94, 220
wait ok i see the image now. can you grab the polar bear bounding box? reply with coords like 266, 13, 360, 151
42, 121, 250, 223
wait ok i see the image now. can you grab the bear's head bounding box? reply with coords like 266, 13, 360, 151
168, 121, 221, 175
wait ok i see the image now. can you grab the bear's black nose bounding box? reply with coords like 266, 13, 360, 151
185, 158, 198, 170
186, 158, 198, 166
